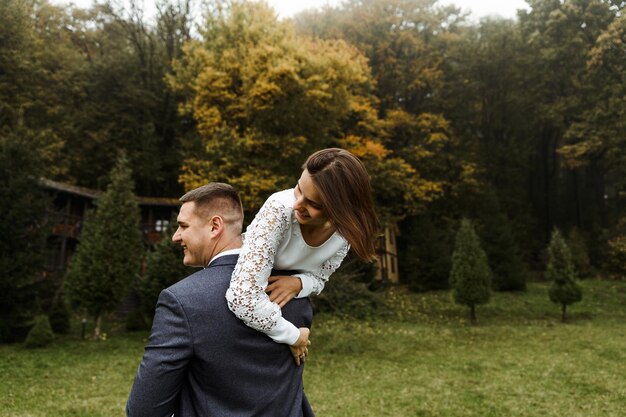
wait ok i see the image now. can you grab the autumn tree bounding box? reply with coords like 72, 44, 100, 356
449, 219, 492, 324
65, 154, 143, 339
546, 228, 582, 322
169, 0, 422, 220
295, 0, 482, 282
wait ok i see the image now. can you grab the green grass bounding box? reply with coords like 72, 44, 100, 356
2, 280, 626, 416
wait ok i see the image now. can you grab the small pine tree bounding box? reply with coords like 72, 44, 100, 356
0, 133, 49, 343
24, 315, 54, 348
546, 229, 582, 322
140, 216, 194, 321
449, 219, 492, 324
65, 154, 144, 339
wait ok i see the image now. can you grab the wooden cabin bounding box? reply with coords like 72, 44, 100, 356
375, 224, 399, 283
42, 178, 179, 275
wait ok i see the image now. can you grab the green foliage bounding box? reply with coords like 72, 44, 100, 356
296, 0, 476, 221
566, 227, 592, 278
65, 154, 144, 337
482, 212, 527, 292
604, 217, 626, 278
449, 219, 492, 323
169, 0, 422, 221
0, 133, 49, 343
546, 229, 582, 321
23, 315, 54, 348
48, 296, 71, 335
1, 0, 625, 311
139, 217, 194, 320
125, 308, 149, 332
606, 235, 626, 278
311, 259, 388, 319
474, 190, 528, 292
398, 214, 454, 291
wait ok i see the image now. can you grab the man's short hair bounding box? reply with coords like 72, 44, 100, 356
179, 183, 244, 233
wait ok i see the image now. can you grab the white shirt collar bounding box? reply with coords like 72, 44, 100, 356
206, 248, 241, 267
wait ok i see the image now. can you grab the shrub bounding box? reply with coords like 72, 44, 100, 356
312, 258, 388, 319
398, 215, 453, 291
49, 297, 71, 334
125, 308, 149, 332
480, 211, 527, 291
606, 235, 626, 279
24, 315, 54, 348
567, 227, 592, 278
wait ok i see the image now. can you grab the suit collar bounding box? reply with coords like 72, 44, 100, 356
206, 253, 239, 268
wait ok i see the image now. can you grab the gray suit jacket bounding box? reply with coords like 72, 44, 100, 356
126, 254, 314, 417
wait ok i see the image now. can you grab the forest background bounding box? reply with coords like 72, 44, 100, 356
1, 0, 625, 342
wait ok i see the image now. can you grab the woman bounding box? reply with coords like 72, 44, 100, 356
226, 148, 378, 364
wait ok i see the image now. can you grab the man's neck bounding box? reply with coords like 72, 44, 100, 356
218, 233, 243, 254
207, 233, 242, 266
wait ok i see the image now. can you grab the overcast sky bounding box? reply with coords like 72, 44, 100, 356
268, 0, 529, 19
53, 0, 530, 20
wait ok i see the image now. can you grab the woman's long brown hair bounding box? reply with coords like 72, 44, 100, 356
304, 148, 379, 262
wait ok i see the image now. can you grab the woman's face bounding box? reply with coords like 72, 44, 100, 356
293, 170, 329, 227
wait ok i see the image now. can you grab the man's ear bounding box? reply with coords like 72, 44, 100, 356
209, 215, 225, 236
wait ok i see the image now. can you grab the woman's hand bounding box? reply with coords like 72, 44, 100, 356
289, 327, 311, 366
266, 276, 302, 308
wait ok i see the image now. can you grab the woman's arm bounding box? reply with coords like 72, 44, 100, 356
294, 241, 350, 298
266, 241, 350, 306
225, 197, 301, 345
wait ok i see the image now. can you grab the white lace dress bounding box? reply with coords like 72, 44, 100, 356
225, 188, 349, 345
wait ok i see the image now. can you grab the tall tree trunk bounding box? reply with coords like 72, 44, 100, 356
561, 304, 567, 323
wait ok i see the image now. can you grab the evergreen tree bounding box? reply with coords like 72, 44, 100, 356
24, 315, 54, 348
139, 217, 194, 321
65, 154, 143, 339
0, 133, 49, 343
48, 295, 71, 334
546, 229, 582, 322
480, 211, 528, 292
449, 219, 492, 324
566, 227, 591, 279
398, 214, 454, 292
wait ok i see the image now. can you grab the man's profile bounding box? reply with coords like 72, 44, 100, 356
126, 183, 314, 417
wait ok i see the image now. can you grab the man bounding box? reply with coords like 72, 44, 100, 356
127, 183, 314, 417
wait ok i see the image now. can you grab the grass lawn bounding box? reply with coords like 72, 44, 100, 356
2, 280, 625, 416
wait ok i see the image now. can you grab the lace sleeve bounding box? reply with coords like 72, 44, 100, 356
225, 197, 300, 345
295, 241, 350, 297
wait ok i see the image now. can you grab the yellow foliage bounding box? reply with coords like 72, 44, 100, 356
340, 135, 389, 160
557, 142, 595, 169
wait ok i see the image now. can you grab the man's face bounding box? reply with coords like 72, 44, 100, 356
172, 201, 213, 267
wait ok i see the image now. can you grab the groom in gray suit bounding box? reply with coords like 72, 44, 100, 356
127, 183, 314, 417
